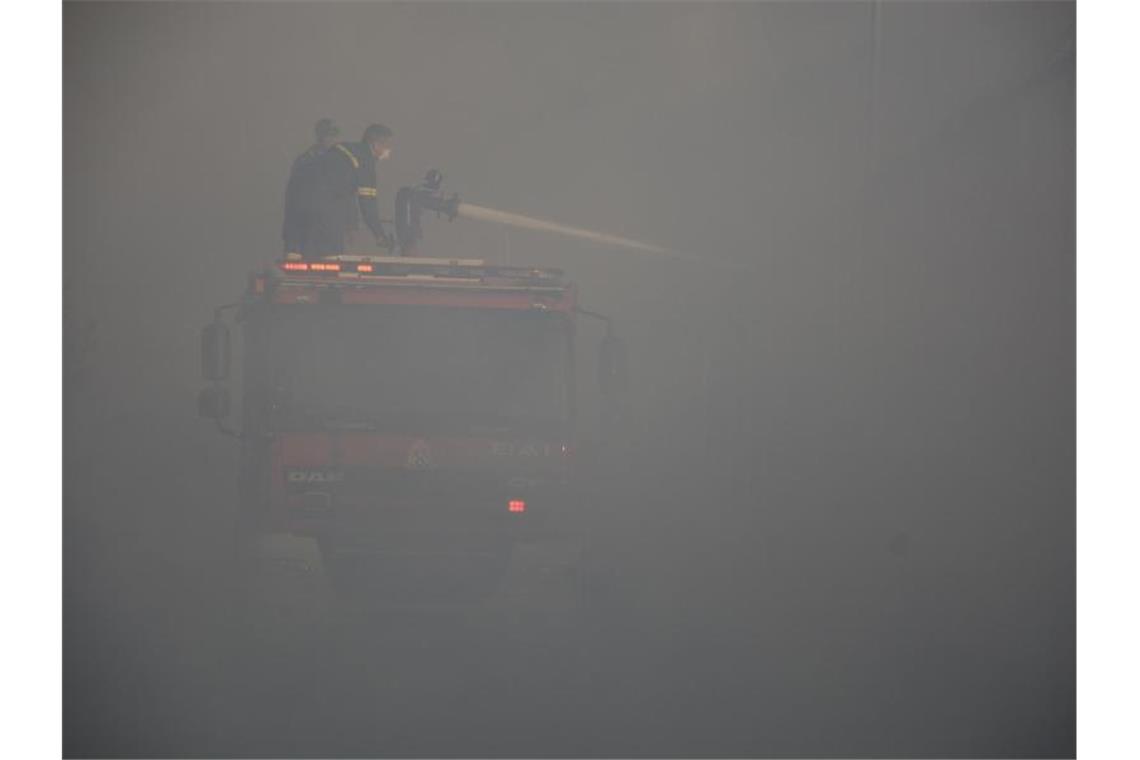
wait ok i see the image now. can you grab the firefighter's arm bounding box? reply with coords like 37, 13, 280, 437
356, 164, 390, 246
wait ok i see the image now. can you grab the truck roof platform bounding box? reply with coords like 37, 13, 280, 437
250, 255, 576, 312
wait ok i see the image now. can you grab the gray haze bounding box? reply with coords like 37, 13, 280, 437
64, 1, 1075, 757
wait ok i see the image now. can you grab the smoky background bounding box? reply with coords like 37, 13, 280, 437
64, 1, 1075, 757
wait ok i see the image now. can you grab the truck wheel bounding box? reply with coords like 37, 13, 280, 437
490, 536, 591, 642
237, 533, 331, 657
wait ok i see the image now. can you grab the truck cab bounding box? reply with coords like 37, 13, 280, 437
200, 255, 624, 605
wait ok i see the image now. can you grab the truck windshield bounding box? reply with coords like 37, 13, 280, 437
263, 305, 570, 432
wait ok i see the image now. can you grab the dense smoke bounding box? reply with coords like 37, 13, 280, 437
64, 2, 1074, 757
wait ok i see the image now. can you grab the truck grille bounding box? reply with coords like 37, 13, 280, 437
307, 467, 518, 552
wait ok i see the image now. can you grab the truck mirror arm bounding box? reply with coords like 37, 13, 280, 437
213, 416, 242, 439
578, 306, 628, 393
575, 307, 614, 336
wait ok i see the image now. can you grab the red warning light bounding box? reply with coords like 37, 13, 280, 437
282, 261, 309, 272
357, 263, 374, 273
309, 262, 341, 272
508, 499, 526, 513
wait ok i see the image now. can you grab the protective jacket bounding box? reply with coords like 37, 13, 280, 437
281, 144, 326, 255
283, 141, 387, 258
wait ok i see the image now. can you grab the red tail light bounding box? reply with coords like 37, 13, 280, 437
508, 499, 526, 513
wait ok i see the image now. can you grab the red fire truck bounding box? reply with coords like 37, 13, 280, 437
198, 250, 625, 608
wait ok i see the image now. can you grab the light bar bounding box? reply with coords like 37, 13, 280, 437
279, 261, 342, 273
508, 499, 526, 513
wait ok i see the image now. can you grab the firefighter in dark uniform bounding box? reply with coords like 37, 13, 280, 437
285, 123, 395, 259
282, 118, 340, 258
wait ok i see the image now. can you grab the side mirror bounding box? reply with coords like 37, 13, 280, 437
201, 321, 231, 382
599, 334, 628, 398
197, 385, 230, 420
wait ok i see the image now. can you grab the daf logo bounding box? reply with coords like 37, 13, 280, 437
406, 439, 436, 470
286, 469, 344, 483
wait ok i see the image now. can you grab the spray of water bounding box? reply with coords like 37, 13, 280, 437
455, 202, 754, 272
456, 202, 672, 256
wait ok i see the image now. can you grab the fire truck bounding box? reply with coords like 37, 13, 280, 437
198, 180, 626, 609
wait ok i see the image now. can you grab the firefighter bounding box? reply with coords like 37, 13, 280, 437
282, 118, 341, 258
286, 123, 395, 259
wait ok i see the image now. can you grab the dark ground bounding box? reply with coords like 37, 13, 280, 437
64, 395, 1073, 757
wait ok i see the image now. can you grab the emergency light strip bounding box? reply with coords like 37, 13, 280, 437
280, 261, 343, 272
280, 261, 363, 273
277, 260, 564, 280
